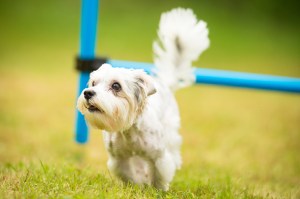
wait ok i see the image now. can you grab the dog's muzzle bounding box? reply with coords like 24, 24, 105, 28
83, 90, 104, 113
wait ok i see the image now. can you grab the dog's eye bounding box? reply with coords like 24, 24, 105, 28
91, 81, 96, 87
111, 82, 122, 92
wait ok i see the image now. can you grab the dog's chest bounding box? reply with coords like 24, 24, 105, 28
104, 126, 163, 159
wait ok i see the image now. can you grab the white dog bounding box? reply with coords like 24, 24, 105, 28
77, 8, 209, 191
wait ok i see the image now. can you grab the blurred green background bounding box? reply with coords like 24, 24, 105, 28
0, 0, 299, 198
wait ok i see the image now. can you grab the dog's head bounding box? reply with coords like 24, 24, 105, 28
77, 64, 156, 132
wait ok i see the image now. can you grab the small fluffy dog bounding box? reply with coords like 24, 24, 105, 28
77, 8, 209, 191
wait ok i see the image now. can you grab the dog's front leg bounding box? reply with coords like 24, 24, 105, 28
153, 150, 176, 191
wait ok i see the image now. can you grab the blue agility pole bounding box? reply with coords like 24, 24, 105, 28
109, 60, 300, 93
75, 0, 300, 144
75, 0, 99, 144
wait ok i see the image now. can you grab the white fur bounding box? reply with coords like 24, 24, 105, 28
154, 8, 210, 90
77, 8, 209, 191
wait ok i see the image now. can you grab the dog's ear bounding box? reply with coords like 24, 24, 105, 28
134, 70, 156, 96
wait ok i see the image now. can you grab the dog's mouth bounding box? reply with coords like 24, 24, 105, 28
85, 103, 104, 113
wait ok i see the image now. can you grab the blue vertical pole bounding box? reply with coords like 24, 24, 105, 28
75, 0, 99, 143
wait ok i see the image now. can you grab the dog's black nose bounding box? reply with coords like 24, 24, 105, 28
84, 90, 96, 100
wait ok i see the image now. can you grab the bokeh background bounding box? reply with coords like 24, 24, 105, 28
0, 0, 299, 197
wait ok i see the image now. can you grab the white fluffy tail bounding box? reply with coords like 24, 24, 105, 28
153, 8, 210, 91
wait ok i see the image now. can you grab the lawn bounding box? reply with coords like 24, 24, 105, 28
0, 0, 299, 198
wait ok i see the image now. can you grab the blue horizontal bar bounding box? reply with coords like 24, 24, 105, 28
108, 59, 300, 93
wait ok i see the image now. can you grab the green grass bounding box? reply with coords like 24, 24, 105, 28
0, 161, 264, 198
0, 0, 300, 198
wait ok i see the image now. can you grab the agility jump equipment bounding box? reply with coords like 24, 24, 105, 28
75, 0, 300, 144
